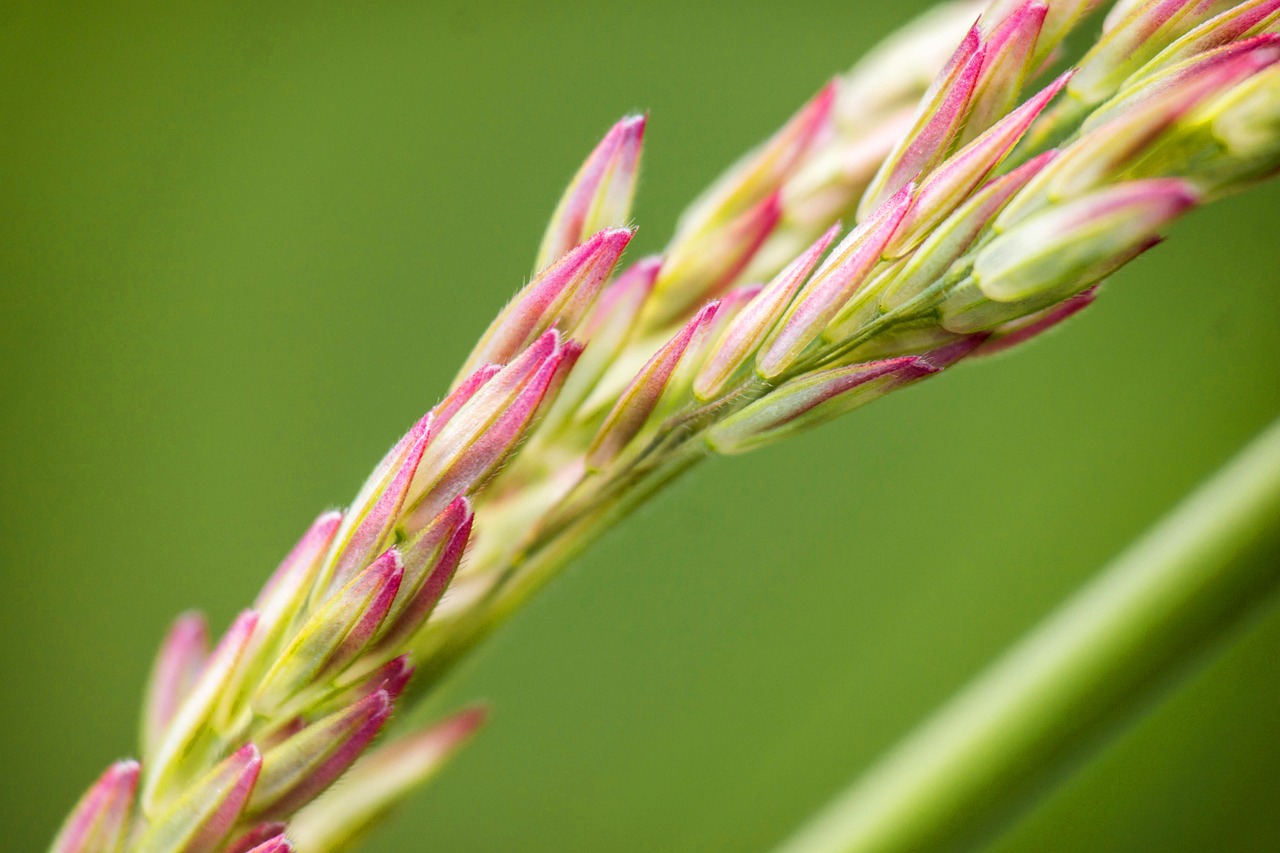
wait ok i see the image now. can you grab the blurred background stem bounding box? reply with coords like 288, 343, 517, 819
777, 415, 1280, 853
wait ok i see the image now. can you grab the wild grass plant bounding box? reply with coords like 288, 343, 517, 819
45, 2, 1280, 851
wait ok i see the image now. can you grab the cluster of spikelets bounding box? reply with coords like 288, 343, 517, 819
51, 1, 1280, 851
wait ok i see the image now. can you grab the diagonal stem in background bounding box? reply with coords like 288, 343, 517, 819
776, 415, 1280, 853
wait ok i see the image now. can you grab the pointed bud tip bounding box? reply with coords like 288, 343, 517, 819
231, 609, 261, 638
534, 328, 563, 352
108, 758, 141, 775
600, 225, 638, 244
369, 547, 405, 578
226, 823, 289, 853
155, 611, 211, 662
617, 112, 647, 137
315, 509, 344, 528
1041, 68, 1074, 100
444, 494, 473, 521
921, 334, 990, 369
365, 688, 395, 719
693, 299, 721, 324
1118, 177, 1201, 214
235, 743, 264, 766
245, 838, 294, 853
988, 0, 1048, 31
385, 655, 415, 694
900, 357, 943, 379
444, 705, 490, 740
1020, 147, 1060, 173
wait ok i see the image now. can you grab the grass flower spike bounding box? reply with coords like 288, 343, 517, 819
48, 1, 1280, 849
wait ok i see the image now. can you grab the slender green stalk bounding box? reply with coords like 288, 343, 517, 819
777, 416, 1280, 853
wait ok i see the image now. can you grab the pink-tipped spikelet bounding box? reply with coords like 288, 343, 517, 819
694, 224, 842, 400
859, 25, 985, 218
50, 761, 140, 853
758, 184, 914, 378
588, 301, 721, 470
223, 824, 288, 853
537, 115, 646, 271
137, 745, 262, 853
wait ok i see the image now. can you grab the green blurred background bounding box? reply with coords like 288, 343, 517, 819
3, 1, 1279, 850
